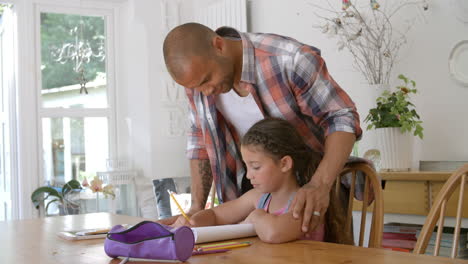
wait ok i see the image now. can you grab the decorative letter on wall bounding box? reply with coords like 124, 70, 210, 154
166, 106, 188, 137
160, 71, 188, 137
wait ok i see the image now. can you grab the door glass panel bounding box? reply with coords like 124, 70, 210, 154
42, 117, 108, 184
40, 13, 107, 108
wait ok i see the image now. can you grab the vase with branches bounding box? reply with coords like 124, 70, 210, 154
311, 0, 428, 85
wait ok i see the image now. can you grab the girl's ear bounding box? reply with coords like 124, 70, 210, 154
280, 155, 293, 172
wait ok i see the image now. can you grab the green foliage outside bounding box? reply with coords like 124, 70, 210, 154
0, 3, 11, 14
365, 74, 424, 139
41, 13, 105, 89
0, 3, 12, 20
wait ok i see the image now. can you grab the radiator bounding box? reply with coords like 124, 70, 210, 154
194, 0, 247, 31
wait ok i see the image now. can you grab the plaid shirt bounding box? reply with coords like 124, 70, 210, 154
185, 27, 362, 203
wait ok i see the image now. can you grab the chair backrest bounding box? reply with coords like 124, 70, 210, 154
413, 163, 468, 258
338, 162, 384, 248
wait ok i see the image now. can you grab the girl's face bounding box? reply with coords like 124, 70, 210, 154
241, 145, 291, 193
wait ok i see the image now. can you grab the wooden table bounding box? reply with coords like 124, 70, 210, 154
1, 213, 467, 264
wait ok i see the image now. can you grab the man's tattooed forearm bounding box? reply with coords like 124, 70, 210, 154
196, 160, 213, 206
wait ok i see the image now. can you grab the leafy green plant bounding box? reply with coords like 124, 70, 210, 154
364, 74, 424, 139
31, 179, 82, 215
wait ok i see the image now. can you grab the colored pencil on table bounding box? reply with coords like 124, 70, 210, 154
197, 241, 251, 250
75, 228, 111, 236
192, 249, 230, 255
197, 241, 251, 248
198, 242, 251, 251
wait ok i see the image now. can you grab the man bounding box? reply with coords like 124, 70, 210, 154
161, 23, 361, 234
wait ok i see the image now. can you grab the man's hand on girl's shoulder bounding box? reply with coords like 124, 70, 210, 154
289, 181, 329, 233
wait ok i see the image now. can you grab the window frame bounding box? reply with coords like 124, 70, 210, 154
0, 3, 17, 221
34, 4, 117, 186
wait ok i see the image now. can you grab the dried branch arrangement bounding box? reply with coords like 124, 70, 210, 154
311, 0, 428, 84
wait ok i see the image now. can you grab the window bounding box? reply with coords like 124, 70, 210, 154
42, 117, 109, 184
40, 12, 107, 109
38, 8, 115, 185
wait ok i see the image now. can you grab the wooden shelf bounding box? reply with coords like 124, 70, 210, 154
373, 170, 468, 217
380, 171, 452, 181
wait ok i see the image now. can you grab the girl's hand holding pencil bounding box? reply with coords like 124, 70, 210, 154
166, 190, 215, 228
167, 190, 191, 222
166, 190, 194, 228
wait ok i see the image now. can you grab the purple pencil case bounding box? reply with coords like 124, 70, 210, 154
104, 221, 194, 261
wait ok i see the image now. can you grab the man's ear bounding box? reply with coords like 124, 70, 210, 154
212, 36, 224, 54
280, 155, 293, 172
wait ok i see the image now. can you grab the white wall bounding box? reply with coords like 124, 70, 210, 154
118, 0, 190, 218
115, 0, 468, 217
119, 0, 190, 179
247, 0, 468, 165
397, 1, 468, 162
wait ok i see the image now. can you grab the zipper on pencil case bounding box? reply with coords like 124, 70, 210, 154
106, 221, 175, 244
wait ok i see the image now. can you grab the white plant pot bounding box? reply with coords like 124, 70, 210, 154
350, 83, 389, 157
376, 127, 414, 171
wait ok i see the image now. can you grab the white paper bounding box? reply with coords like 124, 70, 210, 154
191, 224, 257, 244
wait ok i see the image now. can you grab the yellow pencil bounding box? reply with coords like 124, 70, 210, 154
198, 241, 250, 248
199, 243, 250, 251
167, 190, 191, 222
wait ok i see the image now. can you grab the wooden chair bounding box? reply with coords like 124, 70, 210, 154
413, 163, 468, 258
338, 162, 384, 248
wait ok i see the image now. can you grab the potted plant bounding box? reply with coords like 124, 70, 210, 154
364, 74, 423, 171
31, 179, 82, 216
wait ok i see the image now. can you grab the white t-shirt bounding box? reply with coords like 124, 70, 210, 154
215, 89, 264, 138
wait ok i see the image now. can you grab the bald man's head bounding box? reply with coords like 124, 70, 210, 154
163, 23, 217, 81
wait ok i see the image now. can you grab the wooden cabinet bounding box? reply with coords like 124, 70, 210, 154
379, 171, 468, 217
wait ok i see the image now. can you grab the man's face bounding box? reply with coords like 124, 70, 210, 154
176, 55, 235, 96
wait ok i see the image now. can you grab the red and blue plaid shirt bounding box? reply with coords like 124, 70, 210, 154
185, 27, 362, 203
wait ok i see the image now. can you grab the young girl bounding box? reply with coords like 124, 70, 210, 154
189, 117, 348, 243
